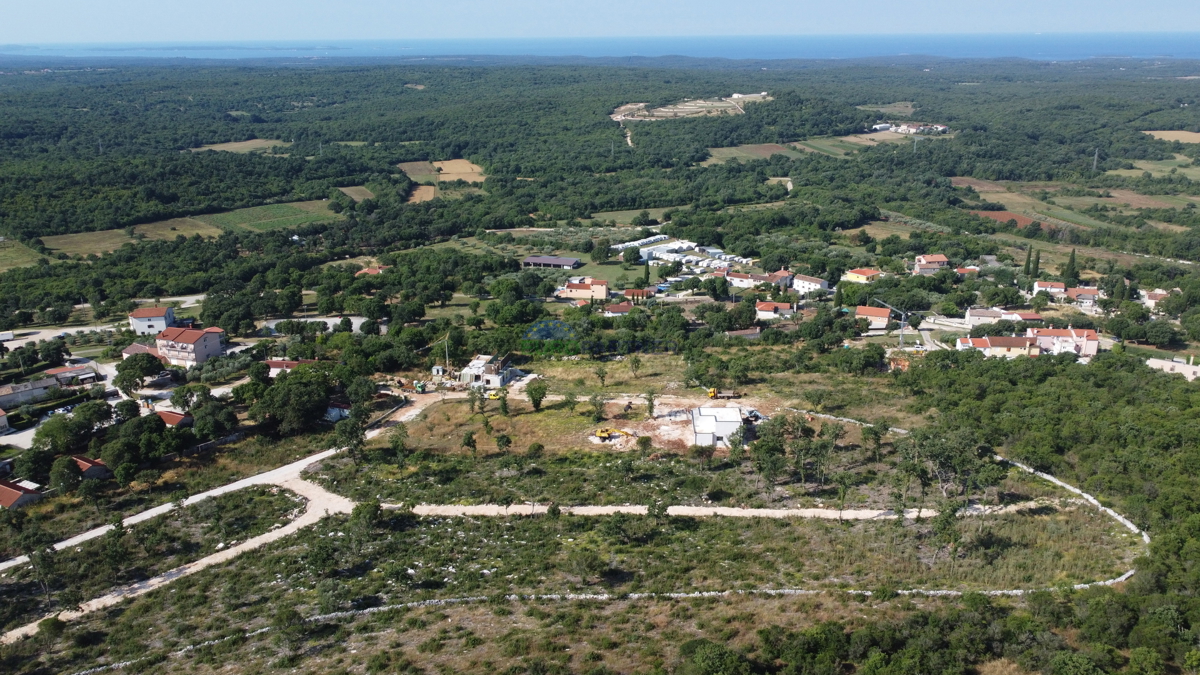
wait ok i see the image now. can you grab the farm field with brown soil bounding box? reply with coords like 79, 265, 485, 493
397, 160, 439, 183
1142, 130, 1200, 143
971, 210, 1035, 227
189, 138, 290, 153
337, 186, 375, 202
407, 185, 438, 203
434, 159, 487, 183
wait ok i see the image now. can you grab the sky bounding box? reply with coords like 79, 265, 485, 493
2, 0, 1198, 44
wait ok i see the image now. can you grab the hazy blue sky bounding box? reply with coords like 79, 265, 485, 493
3, 0, 1197, 44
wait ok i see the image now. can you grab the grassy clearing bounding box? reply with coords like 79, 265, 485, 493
857, 102, 916, 115
790, 138, 862, 157
337, 186, 375, 202
189, 139, 291, 153
1142, 130, 1200, 143
0, 486, 304, 631
586, 206, 679, 224
0, 240, 46, 271
702, 144, 805, 166
195, 201, 342, 232
1108, 155, 1200, 182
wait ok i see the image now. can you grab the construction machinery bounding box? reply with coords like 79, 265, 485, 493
594, 428, 635, 441
486, 391, 502, 400
707, 388, 741, 400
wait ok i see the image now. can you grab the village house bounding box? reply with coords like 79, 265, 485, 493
755, 302, 795, 321
690, 407, 744, 448
915, 254, 950, 268
72, 455, 112, 479
265, 359, 318, 378
792, 274, 829, 295
156, 410, 194, 428
955, 266, 981, 278
556, 277, 609, 301
459, 354, 519, 389
1026, 327, 1100, 357
1144, 290, 1172, 311
1065, 287, 1101, 307
841, 268, 882, 284
1146, 357, 1200, 382
956, 336, 1041, 359
965, 308, 1003, 327
603, 301, 634, 317
623, 288, 655, 301
45, 364, 100, 386
121, 342, 163, 362
1033, 281, 1067, 296
128, 306, 177, 335
0, 479, 42, 510
912, 263, 943, 276
155, 326, 225, 369
325, 402, 352, 422
522, 255, 582, 270
855, 305, 891, 330
1001, 311, 1044, 323
0, 377, 57, 409
0, 409, 8, 434
765, 270, 794, 288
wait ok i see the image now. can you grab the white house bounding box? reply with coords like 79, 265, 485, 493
129, 306, 176, 335
691, 407, 744, 448
155, 327, 225, 368
1065, 288, 1101, 307
1026, 328, 1099, 357
1033, 281, 1066, 296
0, 479, 43, 510
965, 308, 1003, 327
955, 336, 1041, 359
792, 274, 829, 295
755, 302, 795, 321
1146, 357, 1200, 382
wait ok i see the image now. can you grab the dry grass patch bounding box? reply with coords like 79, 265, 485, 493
135, 218, 224, 240
857, 101, 916, 115
951, 176, 1007, 193
0, 239, 47, 271
1142, 130, 1200, 143
338, 186, 375, 202
190, 138, 290, 153
41, 229, 137, 257
703, 143, 805, 165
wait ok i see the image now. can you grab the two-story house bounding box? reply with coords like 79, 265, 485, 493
129, 306, 176, 335
155, 327, 225, 368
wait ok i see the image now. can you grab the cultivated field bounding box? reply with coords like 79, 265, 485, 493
857, 101, 916, 115
338, 186, 375, 202
194, 201, 342, 232
1143, 130, 1200, 143
189, 138, 291, 153
0, 239, 45, 271
702, 143, 805, 165
398, 160, 439, 184
407, 185, 438, 203
435, 159, 487, 183
41, 219, 225, 257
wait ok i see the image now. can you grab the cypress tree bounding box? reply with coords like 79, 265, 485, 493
1063, 249, 1079, 285
1023, 247, 1032, 276
1031, 250, 1041, 278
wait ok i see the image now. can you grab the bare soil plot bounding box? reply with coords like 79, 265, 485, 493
0, 239, 46, 271
434, 159, 487, 183
617, 98, 747, 120
397, 160, 438, 183
702, 143, 805, 165
857, 101, 916, 115
1143, 130, 1200, 143
338, 186, 375, 202
407, 185, 438, 203
189, 139, 290, 153
951, 176, 1007, 193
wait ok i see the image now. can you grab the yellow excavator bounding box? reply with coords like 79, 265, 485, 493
594, 428, 635, 441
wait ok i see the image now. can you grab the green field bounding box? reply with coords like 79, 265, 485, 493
585, 206, 680, 224
0, 239, 47, 271
1108, 155, 1200, 181
195, 201, 342, 232
40, 218, 229, 259
792, 138, 865, 157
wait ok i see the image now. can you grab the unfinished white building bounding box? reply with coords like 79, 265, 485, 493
690, 407, 744, 448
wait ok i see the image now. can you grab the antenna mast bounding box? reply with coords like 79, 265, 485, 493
1092, 148, 1099, 172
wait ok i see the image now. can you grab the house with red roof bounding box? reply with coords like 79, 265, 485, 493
1065, 287, 1101, 307
603, 301, 634, 317
1001, 311, 1044, 323
624, 288, 656, 300
265, 359, 318, 378
155, 327, 225, 368
756, 302, 795, 320
842, 269, 882, 284
855, 305, 892, 330
155, 410, 194, 428
792, 274, 829, 295
557, 278, 609, 301
355, 266, 390, 277
1033, 281, 1066, 296
0, 479, 42, 510
72, 455, 112, 479
129, 306, 177, 335
956, 336, 1041, 359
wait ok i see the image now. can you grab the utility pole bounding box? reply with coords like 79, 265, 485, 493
871, 297, 910, 348
1093, 148, 1099, 172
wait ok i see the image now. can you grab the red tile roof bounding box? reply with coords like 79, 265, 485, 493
45, 365, 91, 375
917, 254, 949, 263
605, 301, 634, 314
130, 306, 172, 318
157, 326, 224, 344
355, 266, 389, 276
0, 479, 40, 508
1028, 328, 1099, 340
846, 268, 882, 277
624, 289, 655, 298
855, 306, 891, 318
756, 302, 793, 312
72, 455, 108, 472
155, 411, 193, 427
